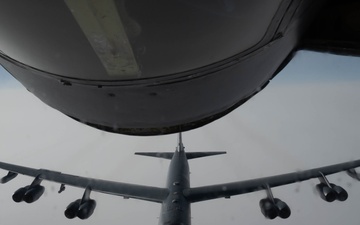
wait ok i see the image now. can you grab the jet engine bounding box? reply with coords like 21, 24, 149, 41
274, 198, 291, 219
12, 185, 45, 203
260, 184, 291, 220
77, 199, 97, 220
12, 185, 30, 203
65, 187, 96, 220
330, 184, 348, 201
65, 199, 96, 220
64, 199, 81, 219
259, 198, 278, 219
0, 171, 18, 184
259, 198, 291, 219
347, 168, 360, 181
316, 183, 336, 202
316, 172, 348, 202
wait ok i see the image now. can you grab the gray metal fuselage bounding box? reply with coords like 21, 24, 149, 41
160, 145, 191, 225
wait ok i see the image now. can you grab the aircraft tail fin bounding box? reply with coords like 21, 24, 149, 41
135, 151, 226, 160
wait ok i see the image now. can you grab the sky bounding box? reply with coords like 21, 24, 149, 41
0, 50, 360, 225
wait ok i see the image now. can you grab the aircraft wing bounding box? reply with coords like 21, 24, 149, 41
184, 159, 360, 203
0, 161, 168, 203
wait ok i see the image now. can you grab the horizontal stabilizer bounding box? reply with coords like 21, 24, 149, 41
186, 152, 226, 160
135, 152, 226, 160
135, 152, 174, 160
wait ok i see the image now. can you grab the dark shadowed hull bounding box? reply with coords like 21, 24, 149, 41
0, 1, 337, 135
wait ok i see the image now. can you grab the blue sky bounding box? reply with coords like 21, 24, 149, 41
275, 51, 360, 84
0, 66, 16, 87
0, 50, 360, 225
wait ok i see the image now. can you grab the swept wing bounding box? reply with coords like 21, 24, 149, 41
184, 159, 360, 202
0, 161, 168, 203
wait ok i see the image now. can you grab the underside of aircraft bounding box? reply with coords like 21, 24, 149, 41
0, 0, 359, 135
0, 1, 359, 224
0, 134, 359, 223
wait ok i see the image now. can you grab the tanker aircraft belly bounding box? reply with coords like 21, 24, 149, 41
1, 1, 359, 135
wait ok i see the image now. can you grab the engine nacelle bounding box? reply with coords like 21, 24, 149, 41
316, 183, 336, 202
346, 169, 360, 181
330, 184, 348, 202
259, 198, 278, 219
274, 198, 291, 219
0, 171, 18, 184
65, 199, 96, 220
12, 185, 30, 203
77, 199, 97, 220
23, 185, 45, 203
12, 185, 45, 203
64, 199, 81, 219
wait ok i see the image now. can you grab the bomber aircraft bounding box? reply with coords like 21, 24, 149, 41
0, 133, 360, 224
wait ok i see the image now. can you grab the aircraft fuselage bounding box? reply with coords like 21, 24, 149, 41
160, 147, 191, 225
0, 0, 328, 135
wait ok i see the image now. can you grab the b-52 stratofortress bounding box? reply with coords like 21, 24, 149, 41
0, 133, 360, 224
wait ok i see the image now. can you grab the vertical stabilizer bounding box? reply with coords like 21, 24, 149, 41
177, 133, 185, 152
